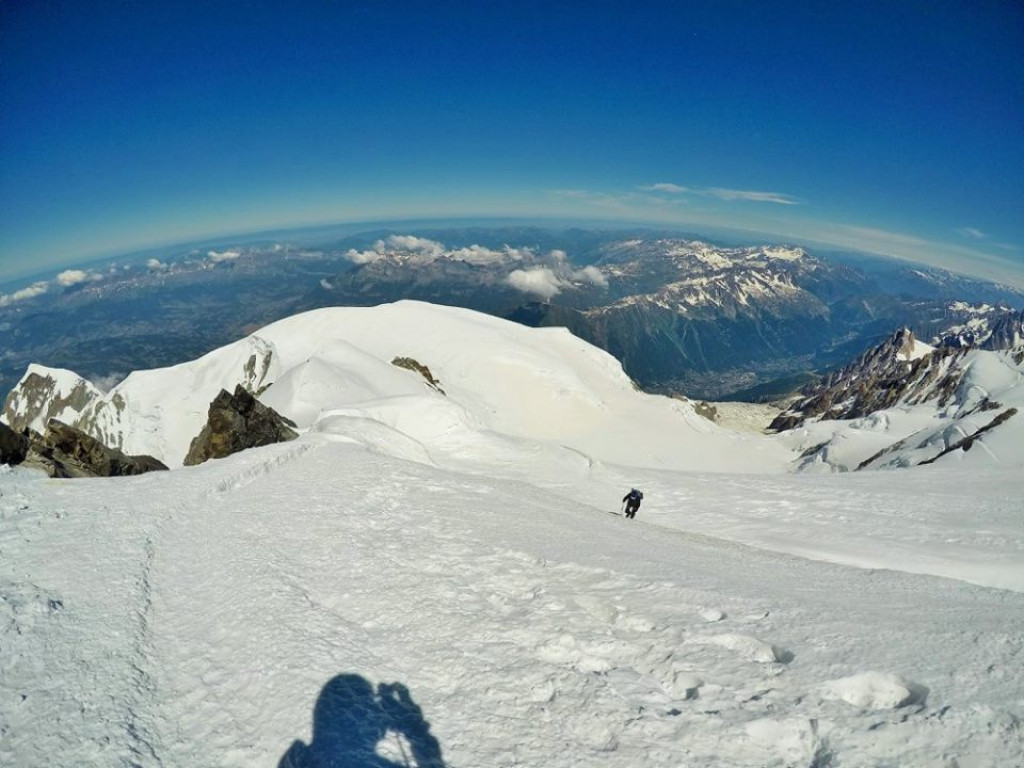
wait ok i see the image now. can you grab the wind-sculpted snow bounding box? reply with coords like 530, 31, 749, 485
2, 438, 1022, 767
2, 301, 793, 472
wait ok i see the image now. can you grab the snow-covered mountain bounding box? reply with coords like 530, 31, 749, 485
5, 226, 1022, 403
935, 303, 1024, 350
1, 301, 788, 472
771, 327, 1024, 472
320, 236, 879, 397
3, 302, 1022, 767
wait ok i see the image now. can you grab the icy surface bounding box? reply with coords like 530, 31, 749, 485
2, 301, 1023, 766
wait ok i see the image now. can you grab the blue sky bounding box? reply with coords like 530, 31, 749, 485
2, 1, 1022, 285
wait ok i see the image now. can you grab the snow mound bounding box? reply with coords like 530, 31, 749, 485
820, 671, 923, 709
744, 718, 825, 766
3, 301, 793, 472
690, 633, 784, 663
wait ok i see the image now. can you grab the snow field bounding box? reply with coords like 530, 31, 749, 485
3, 437, 1023, 767
3, 301, 1023, 766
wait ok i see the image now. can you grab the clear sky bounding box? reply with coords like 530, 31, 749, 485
2, 1, 1022, 285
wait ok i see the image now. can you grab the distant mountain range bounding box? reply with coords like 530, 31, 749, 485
4, 301, 1021, 479
769, 309, 1023, 471
2, 225, 1022, 401
311, 229, 1023, 398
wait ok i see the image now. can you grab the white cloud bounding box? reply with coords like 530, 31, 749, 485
637, 182, 799, 205
56, 269, 102, 286
954, 227, 987, 240
506, 267, 566, 301
573, 265, 609, 288
0, 281, 49, 306
345, 235, 446, 265
641, 183, 689, 193
146, 258, 169, 271
704, 187, 799, 205
451, 244, 534, 265
378, 235, 446, 259
344, 247, 383, 264
448, 245, 508, 265
345, 236, 535, 267
207, 249, 241, 263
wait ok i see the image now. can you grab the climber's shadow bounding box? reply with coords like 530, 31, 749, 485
280, 674, 446, 768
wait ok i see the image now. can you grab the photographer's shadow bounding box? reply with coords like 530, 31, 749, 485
280, 674, 446, 768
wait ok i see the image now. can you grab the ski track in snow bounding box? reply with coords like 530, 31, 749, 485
2, 440, 1023, 768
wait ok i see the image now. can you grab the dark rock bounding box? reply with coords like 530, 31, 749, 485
391, 357, 445, 394
27, 420, 168, 478
978, 309, 1024, 352
184, 385, 298, 466
768, 328, 962, 431
2, 370, 103, 435
0, 421, 30, 465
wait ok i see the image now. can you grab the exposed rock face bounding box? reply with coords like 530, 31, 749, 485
2, 367, 104, 436
25, 420, 168, 478
0, 421, 29, 465
391, 357, 445, 394
0, 334, 281, 466
184, 385, 298, 466
769, 329, 952, 431
978, 309, 1024, 352
935, 304, 1023, 350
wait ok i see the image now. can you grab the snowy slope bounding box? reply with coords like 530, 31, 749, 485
2, 301, 792, 472
779, 345, 1024, 472
2, 437, 1022, 768
1, 363, 106, 434
3, 301, 1024, 767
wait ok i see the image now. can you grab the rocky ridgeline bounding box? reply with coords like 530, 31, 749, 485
771, 318, 1024, 433
1, 367, 110, 439
934, 305, 1023, 350
1, 384, 297, 478
770, 329, 959, 431
1, 419, 167, 478
977, 308, 1024, 354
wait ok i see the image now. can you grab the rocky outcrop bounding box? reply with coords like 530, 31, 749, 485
935, 304, 1022, 350
391, 357, 445, 394
978, 309, 1024, 352
2, 367, 105, 435
23, 420, 168, 478
769, 329, 951, 430
0, 421, 29, 465
184, 385, 298, 466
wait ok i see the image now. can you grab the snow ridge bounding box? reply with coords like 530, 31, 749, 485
1, 301, 793, 473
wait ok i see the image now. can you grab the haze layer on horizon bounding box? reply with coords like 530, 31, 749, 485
2, 2, 1022, 286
